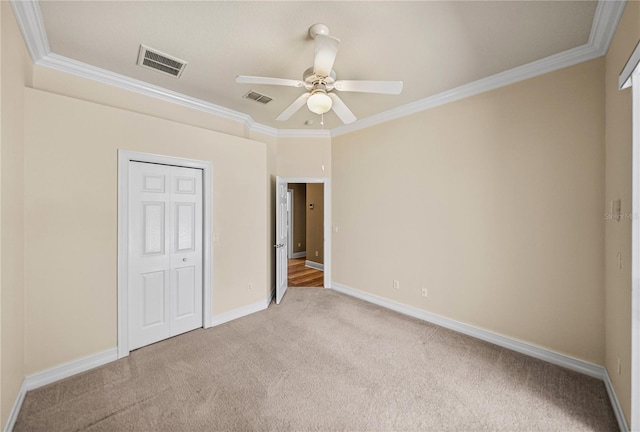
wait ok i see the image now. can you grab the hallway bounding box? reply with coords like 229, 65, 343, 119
288, 257, 323, 287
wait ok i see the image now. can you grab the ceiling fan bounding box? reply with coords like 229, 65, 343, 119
236, 24, 403, 125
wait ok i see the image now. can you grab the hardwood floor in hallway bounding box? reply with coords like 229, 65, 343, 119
288, 257, 324, 287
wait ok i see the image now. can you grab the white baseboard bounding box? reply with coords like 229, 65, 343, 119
210, 295, 271, 327
4, 381, 27, 432
305, 260, 324, 271
291, 251, 306, 259
269, 286, 275, 304
604, 368, 630, 432
330, 282, 604, 379
4, 347, 118, 432
5, 291, 276, 432
24, 348, 118, 391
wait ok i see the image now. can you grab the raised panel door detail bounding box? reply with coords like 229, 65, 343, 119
175, 266, 195, 318
143, 175, 165, 193
143, 202, 165, 255
176, 203, 195, 252
275, 178, 289, 304
141, 271, 165, 327
175, 177, 195, 194
129, 161, 202, 351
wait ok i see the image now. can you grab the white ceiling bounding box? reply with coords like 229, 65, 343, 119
35, 1, 603, 131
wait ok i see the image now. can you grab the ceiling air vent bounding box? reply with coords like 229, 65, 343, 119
244, 91, 273, 104
137, 45, 187, 78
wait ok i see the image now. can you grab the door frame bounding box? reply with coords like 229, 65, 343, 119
117, 150, 213, 359
287, 189, 294, 259
621, 42, 640, 431
278, 177, 331, 288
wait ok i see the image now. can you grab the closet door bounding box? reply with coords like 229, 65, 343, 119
128, 162, 202, 351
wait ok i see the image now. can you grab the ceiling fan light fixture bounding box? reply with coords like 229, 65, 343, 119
307, 91, 332, 115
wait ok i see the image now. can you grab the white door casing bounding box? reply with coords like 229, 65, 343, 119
287, 189, 293, 259
128, 162, 203, 350
275, 177, 289, 304
118, 150, 212, 359
274, 177, 330, 299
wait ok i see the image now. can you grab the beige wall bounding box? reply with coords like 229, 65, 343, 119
277, 136, 331, 179
306, 183, 324, 265
0, 3, 33, 426
33, 67, 248, 139
332, 58, 605, 364
1, 3, 635, 426
23, 88, 268, 374
604, 1, 640, 424
257, 132, 278, 293
288, 183, 306, 254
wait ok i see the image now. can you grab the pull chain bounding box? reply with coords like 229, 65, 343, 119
321, 113, 325, 171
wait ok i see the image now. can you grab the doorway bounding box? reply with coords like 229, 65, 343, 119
117, 150, 213, 359
287, 183, 324, 287
274, 177, 331, 304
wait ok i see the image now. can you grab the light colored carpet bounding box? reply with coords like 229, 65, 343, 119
15, 288, 617, 431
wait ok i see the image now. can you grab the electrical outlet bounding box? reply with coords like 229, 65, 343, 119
421, 287, 428, 297
315, 251, 319, 257
247, 283, 252, 291
617, 252, 622, 270
393, 280, 400, 290
298, 242, 301, 247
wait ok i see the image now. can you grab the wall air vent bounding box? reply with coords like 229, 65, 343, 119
137, 45, 187, 78
244, 91, 273, 104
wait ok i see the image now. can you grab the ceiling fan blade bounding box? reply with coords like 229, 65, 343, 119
328, 93, 356, 124
276, 93, 311, 121
236, 75, 304, 88
334, 80, 404, 95
313, 35, 340, 77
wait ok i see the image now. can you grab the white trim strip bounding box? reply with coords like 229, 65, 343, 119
209, 296, 271, 327
604, 368, 631, 432
291, 251, 306, 259
4, 348, 118, 431
277, 129, 331, 138
4, 289, 274, 431
4, 381, 27, 432
9, 0, 627, 139
330, 282, 604, 379
24, 348, 118, 391
630, 70, 640, 432
305, 260, 324, 271
620, 41, 640, 90
589, 0, 627, 56
331, 43, 616, 137
42, 54, 255, 128
9, 0, 49, 62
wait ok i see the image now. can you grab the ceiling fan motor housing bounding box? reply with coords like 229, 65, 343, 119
303, 67, 336, 91
308, 23, 330, 39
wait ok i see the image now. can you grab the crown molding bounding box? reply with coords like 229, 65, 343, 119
243, 117, 278, 137
10, 0, 49, 62
332, 0, 627, 138
331, 43, 600, 137
277, 129, 331, 138
589, 0, 627, 56
10, 0, 627, 140
40, 53, 270, 131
